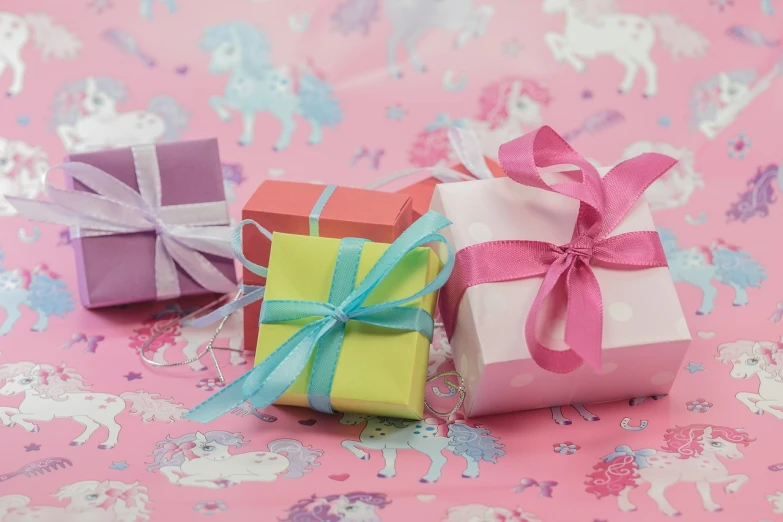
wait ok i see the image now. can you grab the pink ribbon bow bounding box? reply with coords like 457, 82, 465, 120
514, 477, 558, 498
34, 366, 69, 386
439, 126, 676, 373
101, 487, 143, 509
424, 412, 471, 437
161, 441, 196, 461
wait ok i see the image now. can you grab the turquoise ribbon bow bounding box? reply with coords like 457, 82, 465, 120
185, 210, 455, 422
188, 184, 338, 328
602, 445, 656, 469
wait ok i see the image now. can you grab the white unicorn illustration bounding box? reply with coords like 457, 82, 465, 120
586, 424, 754, 516
340, 414, 505, 483
129, 309, 247, 372
0, 12, 82, 97
201, 22, 343, 150
443, 504, 542, 522
280, 492, 391, 522
716, 339, 783, 420
0, 252, 74, 336
0, 361, 186, 448
550, 403, 600, 425
50, 76, 190, 153
409, 78, 551, 167
0, 138, 49, 216
657, 229, 766, 315
147, 431, 323, 488
690, 64, 780, 139
543, 0, 708, 97
768, 491, 783, 515
0, 480, 152, 522
621, 141, 703, 212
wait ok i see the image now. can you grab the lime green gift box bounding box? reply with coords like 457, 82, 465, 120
254, 232, 442, 420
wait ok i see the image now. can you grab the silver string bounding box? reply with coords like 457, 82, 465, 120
424, 370, 466, 417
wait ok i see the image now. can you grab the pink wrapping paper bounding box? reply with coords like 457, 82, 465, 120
430, 172, 692, 417
68, 139, 237, 308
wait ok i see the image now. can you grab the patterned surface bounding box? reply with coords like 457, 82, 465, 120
1, 1, 782, 521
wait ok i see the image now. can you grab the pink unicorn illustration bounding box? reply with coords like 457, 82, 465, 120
0, 361, 186, 448
442, 504, 541, 522
716, 339, 783, 419
0, 480, 152, 522
128, 309, 247, 372
585, 424, 755, 516
280, 492, 391, 522
409, 78, 550, 165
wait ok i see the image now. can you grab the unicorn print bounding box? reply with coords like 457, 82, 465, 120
140, 0, 178, 19
201, 22, 343, 150
280, 492, 391, 522
0, 138, 49, 216
128, 308, 247, 372
768, 491, 783, 515
543, 0, 708, 97
0, 480, 151, 522
657, 228, 766, 315
147, 431, 323, 488
409, 78, 551, 165
621, 142, 704, 212
50, 76, 190, 153
726, 164, 781, 222
550, 403, 600, 425
691, 65, 780, 139
0, 361, 186, 448
442, 504, 541, 522
0, 12, 82, 97
716, 339, 783, 420
339, 414, 505, 483
0, 250, 74, 335
585, 424, 754, 516
428, 324, 452, 377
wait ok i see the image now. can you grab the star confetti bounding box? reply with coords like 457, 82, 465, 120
684, 362, 704, 374
110, 461, 129, 471
24, 443, 41, 452
124, 372, 143, 381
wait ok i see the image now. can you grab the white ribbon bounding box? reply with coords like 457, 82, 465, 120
7, 144, 236, 300
365, 127, 495, 190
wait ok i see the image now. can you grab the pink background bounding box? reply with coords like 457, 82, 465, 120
1, 0, 782, 521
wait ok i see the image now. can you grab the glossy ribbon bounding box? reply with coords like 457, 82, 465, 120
6, 144, 235, 300
365, 127, 494, 190
188, 184, 339, 328
185, 210, 455, 422
439, 126, 676, 374
602, 445, 656, 469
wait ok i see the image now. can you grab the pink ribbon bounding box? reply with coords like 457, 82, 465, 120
424, 412, 471, 437
34, 366, 69, 386
439, 126, 676, 374
101, 487, 143, 509
161, 441, 196, 461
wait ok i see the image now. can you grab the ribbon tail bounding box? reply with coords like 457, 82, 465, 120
564, 262, 603, 372
155, 236, 181, 300
186, 285, 265, 328
162, 236, 236, 295
5, 196, 141, 234
447, 126, 494, 180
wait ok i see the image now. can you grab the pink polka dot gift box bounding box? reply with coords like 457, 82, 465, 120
433, 126, 692, 417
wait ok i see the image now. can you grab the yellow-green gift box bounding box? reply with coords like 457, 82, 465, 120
254, 232, 442, 420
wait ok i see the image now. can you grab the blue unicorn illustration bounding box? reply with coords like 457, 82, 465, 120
658, 228, 767, 315
340, 413, 504, 483
201, 22, 343, 150
0, 249, 75, 336
140, 0, 178, 19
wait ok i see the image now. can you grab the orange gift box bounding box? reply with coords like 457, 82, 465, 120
240, 180, 414, 351
397, 156, 506, 218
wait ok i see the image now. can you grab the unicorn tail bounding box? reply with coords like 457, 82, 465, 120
585, 453, 641, 499
147, 96, 191, 142
27, 273, 75, 318
0, 495, 30, 518
648, 13, 710, 60
120, 391, 188, 423
448, 424, 506, 463
24, 14, 83, 60
711, 247, 768, 289
267, 439, 323, 479
298, 74, 343, 128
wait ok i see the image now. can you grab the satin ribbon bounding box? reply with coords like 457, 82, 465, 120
365, 127, 494, 190
187, 184, 339, 328
514, 478, 558, 498
423, 411, 470, 437
602, 445, 656, 469
185, 210, 455, 422
6, 144, 235, 300
439, 126, 676, 374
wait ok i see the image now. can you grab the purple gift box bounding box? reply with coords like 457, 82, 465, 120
67, 139, 237, 308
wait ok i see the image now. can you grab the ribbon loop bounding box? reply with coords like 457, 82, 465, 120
440, 126, 675, 373
185, 210, 455, 423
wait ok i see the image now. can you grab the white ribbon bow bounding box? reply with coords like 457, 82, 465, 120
7, 144, 236, 300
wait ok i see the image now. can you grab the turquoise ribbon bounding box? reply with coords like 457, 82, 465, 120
184, 210, 455, 422
189, 184, 339, 328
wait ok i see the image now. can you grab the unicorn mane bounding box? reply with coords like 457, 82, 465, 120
0, 362, 89, 400
54, 480, 152, 522
661, 424, 754, 459
146, 431, 246, 471
716, 339, 783, 379
129, 316, 182, 352
49, 76, 127, 129
201, 22, 272, 78
477, 77, 551, 130
280, 492, 390, 522
690, 69, 756, 127
147, 96, 190, 141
